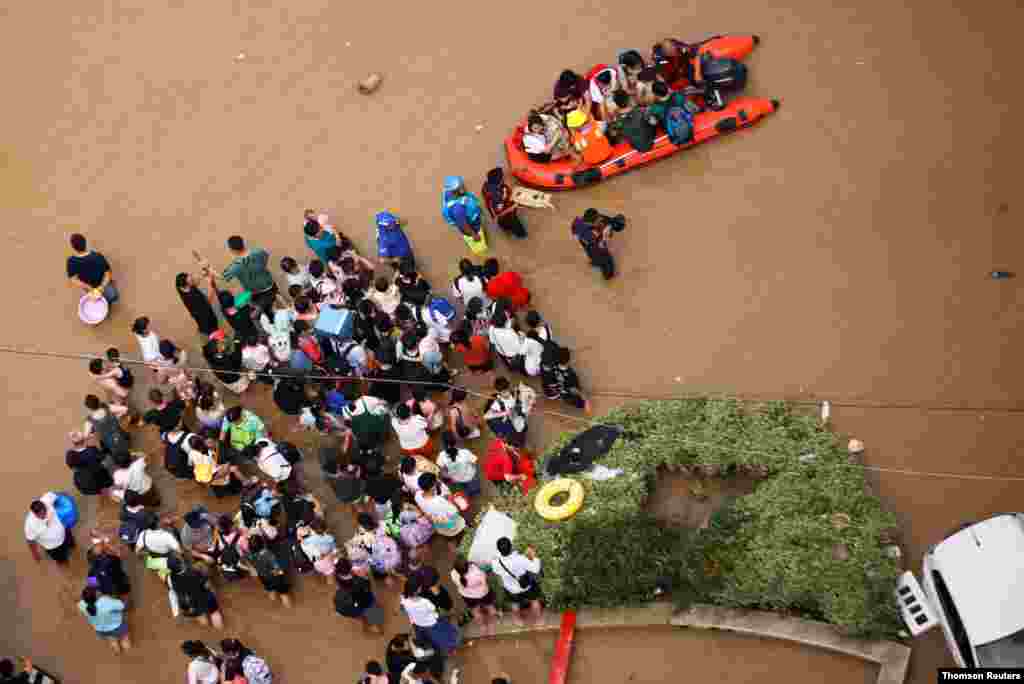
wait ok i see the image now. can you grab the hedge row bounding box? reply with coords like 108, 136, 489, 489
463, 399, 903, 639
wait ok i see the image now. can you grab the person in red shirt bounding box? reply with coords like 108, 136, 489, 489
483, 258, 530, 311
450, 329, 493, 374
483, 438, 536, 494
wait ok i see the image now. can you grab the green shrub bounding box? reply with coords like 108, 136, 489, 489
462, 399, 903, 639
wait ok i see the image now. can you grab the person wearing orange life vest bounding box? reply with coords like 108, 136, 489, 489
566, 109, 612, 166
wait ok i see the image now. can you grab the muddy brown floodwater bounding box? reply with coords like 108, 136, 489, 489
1, 0, 1021, 682
461, 627, 879, 684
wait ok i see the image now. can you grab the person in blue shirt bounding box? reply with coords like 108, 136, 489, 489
441, 176, 486, 254
303, 213, 338, 263
78, 586, 131, 654
374, 212, 415, 269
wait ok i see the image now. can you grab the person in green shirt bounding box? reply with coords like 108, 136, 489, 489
222, 235, 277, 316
303, 212, 338, 263
219, 406, 267, 461
645, 81, 697, 127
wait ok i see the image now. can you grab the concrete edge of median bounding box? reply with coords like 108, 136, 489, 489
463, 602, 911, 684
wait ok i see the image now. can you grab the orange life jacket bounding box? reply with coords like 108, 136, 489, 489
571, 122, 612, 165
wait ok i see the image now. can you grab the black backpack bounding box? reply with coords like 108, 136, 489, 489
621, 108, 657, 153
164, 433, 194, 480
88, 553, 128, 596
277, 441, 303, 465
73, 467, 104, 495
218, 535, 247, 582
289, 539, 315, 575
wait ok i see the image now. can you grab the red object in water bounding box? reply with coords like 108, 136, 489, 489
548, 611, 578, 684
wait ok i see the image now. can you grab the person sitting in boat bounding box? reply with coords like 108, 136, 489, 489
548, 69, 591, 122
605, 90, 636, 144
616, 50, 647, 96
522, 112, 577, 164
646, 81, 698, 145
651, 38, 703, 88
634, 66, 665, 106
566, 109, 612, 166
588, 66, 620, 120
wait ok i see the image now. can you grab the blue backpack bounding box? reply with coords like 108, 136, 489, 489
251, 490, 281, 518
665, 106, 694, 146
325, 389, 350, 416
428, 297, 456, 325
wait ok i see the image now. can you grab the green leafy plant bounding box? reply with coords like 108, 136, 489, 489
462, 399, 903, 639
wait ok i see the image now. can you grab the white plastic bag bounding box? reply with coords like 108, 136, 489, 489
168, 587, 181, 617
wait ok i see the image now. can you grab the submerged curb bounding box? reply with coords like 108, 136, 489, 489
463, 602, 910, 684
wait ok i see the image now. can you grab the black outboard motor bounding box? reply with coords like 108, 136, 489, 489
700, 56, 748, 111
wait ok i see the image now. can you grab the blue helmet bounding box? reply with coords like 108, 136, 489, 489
376, 212, 398, 228
443, 176, 464, 192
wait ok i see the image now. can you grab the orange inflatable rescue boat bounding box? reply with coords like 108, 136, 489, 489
506, 34, 779, 189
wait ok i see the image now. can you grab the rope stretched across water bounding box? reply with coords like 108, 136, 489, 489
3, 344, 1023, 483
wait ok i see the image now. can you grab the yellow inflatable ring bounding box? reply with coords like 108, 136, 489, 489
535, 479, 585, 521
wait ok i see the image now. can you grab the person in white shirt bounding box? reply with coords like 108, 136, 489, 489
399, 456, 443, 496
414, 473, 465, 552
241, 335, 273, 375
483, 377, 534, 448
182, 641, 220, 684
252, 439, 293, 483
451, 259, 491, 308
368, 276, 402, 316
339, 337, 371, 377
24, 493, 73, 564
132, 316, 162, 364
588, 66, 620, 120
401, 662, 433, 684
136, 525, 181, 557
436, 434, 480, 497
280, 256, 312, 290
487, 321, 525, 371
400, 576, 462, 656
111, 452, 160, 506
493, 536, 543, 626
392, 404, 433, 457
521, 331, 545, 377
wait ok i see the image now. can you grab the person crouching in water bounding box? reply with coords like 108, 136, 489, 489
481, 168, 526, 239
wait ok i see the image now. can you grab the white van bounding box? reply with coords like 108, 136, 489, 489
896, 513, 1024, 668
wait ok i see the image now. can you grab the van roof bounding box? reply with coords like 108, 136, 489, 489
930, 514, 1024, 645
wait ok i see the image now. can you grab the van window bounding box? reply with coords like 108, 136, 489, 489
932, 570, 976, 667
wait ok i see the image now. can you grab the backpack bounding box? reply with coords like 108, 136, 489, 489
325, 389, 350, 415
218, 535, 246, 582
298, 335, 324, 365
242, 654, 273, 684
250, 490, 281, 518
399, 512, 434, 549
268, 332, 291, 363
665, 106, 694, 146
427, 297, 455, 327
289, 539, 315, 574
369, 533, 401, 573
73, 467, 104, 496
118, 517, 144, 546
164, 432, 194, 480
334, 587, 359, 616
277, 441, 303, 465
621, 108, 656, 152
88, 554, 125, 595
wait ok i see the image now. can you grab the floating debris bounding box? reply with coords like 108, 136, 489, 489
358, 73, 382, 94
